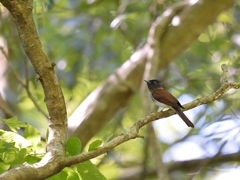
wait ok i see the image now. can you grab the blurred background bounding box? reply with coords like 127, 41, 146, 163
1, 0, 240, 179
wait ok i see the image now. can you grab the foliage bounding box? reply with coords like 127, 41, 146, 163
66, 137, 82, 156
1, 0, 240, 179
51, 137, 107, 179
0, 117, 43, 172
0, 117, 107, 179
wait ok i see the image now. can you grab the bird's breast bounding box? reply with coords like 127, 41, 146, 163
151, 94, 170, 108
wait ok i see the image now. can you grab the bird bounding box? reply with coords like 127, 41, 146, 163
144, 79, 194, 128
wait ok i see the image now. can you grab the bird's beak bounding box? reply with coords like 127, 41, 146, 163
144, 80, 149, 83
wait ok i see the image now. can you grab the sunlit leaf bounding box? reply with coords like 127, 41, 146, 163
88, 139, 102, 151
218, 12, 233, 23
23, 125, 41, 147
76, 160, 107, 180
0, 117, 28, 132
0, 162, 10, 174
0, 130, 31, 149
25, 154, 42, 164
2, 149, 17, 164
47, 170, 68, 180
66, 137, 82, 155
63, 167, 80, 180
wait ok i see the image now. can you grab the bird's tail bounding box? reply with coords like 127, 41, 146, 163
174, 107, 194, 128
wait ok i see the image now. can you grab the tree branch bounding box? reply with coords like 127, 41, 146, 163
116, 151, 240, 180
1, 56, 239, 179
0, 0, 236, 179
0, 0, 67, 176
159, 0, 234, 68
138, 3, 188, 180
68, 0, 235, 146
65, 81, 240, 178
0, 46, 48, 118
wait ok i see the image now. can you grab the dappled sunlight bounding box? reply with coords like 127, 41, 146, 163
0, 0, 238, 179
164, 141, 205, 162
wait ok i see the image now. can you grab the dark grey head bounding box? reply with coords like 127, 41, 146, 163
144, 79, 163, 92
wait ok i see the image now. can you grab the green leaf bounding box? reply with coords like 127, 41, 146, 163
0, 130, 15, 149
2, 149, 17, 164
63, 167, 80, 180
217, 12, 232, 23
66, 137, 82, 155
25, 154, 42, 164
0, 130, 31, 149
0, 130, 32, 165
76, 160, 107, 180
88, 139, 102, 151
2, 148, 28, 165
12, 148, 28, 165
0, 117, 28, 132
105, 133, 113, 142
0, 162, 10, 174
23, 125, 41, 147
48, 170, 68, 180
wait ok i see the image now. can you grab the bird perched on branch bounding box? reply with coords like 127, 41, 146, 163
144, 79, 194, 128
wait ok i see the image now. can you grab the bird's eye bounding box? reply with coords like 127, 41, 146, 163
153, 81, 157, 84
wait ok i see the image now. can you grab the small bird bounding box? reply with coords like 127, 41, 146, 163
144, 79, 194, 128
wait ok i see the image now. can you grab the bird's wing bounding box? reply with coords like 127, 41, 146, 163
152, 89, 180, 107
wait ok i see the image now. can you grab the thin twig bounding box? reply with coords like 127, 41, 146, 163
0, 47, 48, 118
64, 64, 240, 167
